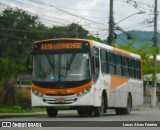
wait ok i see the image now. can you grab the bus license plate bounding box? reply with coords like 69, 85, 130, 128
55, 98, 65, 103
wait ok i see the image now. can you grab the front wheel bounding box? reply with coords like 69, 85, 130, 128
46, 107, 58, 117
94, 96, 105, 117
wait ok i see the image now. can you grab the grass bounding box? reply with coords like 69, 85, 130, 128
0, 105, 45, 113
0, 105, 23, 113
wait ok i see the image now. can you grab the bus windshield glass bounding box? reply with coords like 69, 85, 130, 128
32, 53, 91, 82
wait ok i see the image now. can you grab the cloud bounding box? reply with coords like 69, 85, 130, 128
1, 0, 159, 39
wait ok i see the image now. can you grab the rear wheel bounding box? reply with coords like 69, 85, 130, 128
46, 107, 58, 117
115, 95, 132, 115
124, 94, 132, 114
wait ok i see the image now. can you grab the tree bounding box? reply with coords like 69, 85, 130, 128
49, 23, 90, 39
0, 8, 44, 105
86, 34, 102, 42
0, 8, 49, 59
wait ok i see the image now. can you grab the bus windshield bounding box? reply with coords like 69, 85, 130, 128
32, 53, 91, 82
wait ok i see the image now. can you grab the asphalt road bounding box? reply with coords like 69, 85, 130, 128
2, 109, 160, 121
0, 107, 160, 130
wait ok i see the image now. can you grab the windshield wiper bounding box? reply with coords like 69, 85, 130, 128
52, 57, 55, 76
65, 59, 68, 77
67, 53, 76, 70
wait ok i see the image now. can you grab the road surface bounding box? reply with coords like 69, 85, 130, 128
0, 107, 160, 130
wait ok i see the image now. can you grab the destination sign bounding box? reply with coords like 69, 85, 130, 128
40, 43, 82, 50
33, 41, 90, 52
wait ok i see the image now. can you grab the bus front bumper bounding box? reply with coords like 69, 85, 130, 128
31, 92, 95, 109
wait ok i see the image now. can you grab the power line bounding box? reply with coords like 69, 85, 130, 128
28, 0, 105, 25
0, 0, 108, 37
0, 1, 70, 26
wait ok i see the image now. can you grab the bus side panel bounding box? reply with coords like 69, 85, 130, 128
108, 76, 129, 108
114, 80, 143, 108
108, 78, 143, 108
109, 82, 129, 108
129, 80, 143, 107
115, 83, 128, 107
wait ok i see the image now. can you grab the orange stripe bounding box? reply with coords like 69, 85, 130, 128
33, 38, 92, 45
32, 80, 94, 95
110, 76, 129, 91
113, 48, 130, 56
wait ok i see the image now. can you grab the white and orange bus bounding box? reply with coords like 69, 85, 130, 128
30, 38, 143, 117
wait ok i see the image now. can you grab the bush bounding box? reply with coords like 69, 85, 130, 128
0, 81, 16, 105
0, 57, 32, 109
15, 87, 31, 109
0, 58, 17, 81
0, 80, 31, 110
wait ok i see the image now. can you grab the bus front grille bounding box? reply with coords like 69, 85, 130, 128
43, 96, 77, 104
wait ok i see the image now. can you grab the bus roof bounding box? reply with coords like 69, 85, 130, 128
91, 40, 141, 59
32, 38, 91, 44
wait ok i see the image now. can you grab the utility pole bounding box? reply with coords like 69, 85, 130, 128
107, 0, 114, 46
151, 0, 158, 107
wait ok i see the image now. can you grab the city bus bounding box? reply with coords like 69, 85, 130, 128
30, 38, 143, 117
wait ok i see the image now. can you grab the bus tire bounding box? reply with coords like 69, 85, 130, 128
46, 107, 58, 117
94, 96, 105, 117
115, 94, 132, 115
124, 94, 132, 115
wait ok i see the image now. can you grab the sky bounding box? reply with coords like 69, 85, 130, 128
0, 0, 160, 39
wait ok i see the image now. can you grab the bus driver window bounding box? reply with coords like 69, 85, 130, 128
92, 47, 99, 81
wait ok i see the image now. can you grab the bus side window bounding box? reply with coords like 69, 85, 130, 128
108, 52, 116, 75
122, 57, 129, 77
116, 54, 122, 76
129, 58, 136, 78
135, 60, 141, 79
100, 50, 109, 74
92, 47, 99, 80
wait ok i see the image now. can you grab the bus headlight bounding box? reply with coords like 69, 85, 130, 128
77, 87, 91, 97
32, 88, 44, 97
